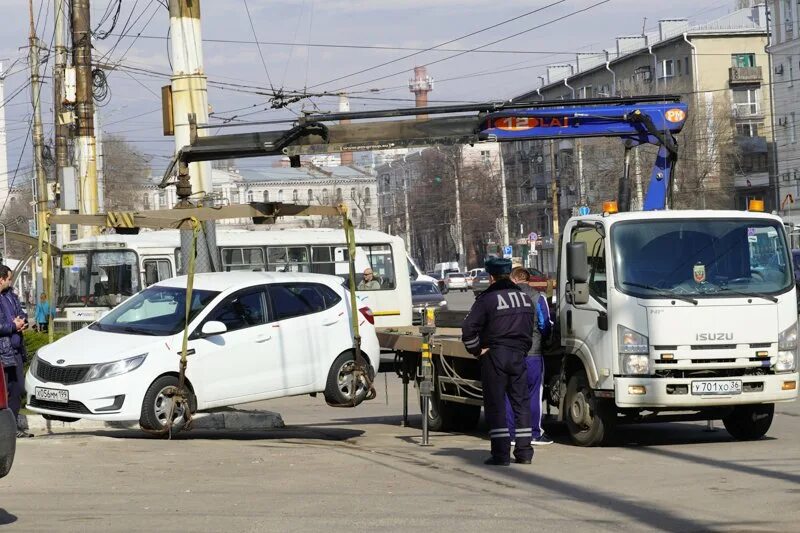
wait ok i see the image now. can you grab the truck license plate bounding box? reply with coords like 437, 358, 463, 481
35, 387, 69, 403
691, 380, 742, 396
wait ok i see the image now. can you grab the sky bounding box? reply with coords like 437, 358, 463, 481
0, 0, 746, 185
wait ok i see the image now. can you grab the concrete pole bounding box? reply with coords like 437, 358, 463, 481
169, 0, 217, 273
53, 0, 72, 247
71, 0, 99, 238
0, 63, 8, 209
498, 148, 510, 246
452, 153, 465, 270
29, 0, 51, 301
403, 169, 411, 253
633, 147, 643, 210
549, 140, 560, 266
576, 139, 586, 204
95, 113, 104, 211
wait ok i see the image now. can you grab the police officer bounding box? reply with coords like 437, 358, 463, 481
462, 257, 535, 466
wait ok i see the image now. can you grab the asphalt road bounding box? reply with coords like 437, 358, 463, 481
2, 372, 799, 532
444, 289, 477, 311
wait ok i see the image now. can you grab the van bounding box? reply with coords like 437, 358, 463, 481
432, 262, 460, 278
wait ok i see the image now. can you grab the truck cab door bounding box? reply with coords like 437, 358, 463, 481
560, 222, 609, 385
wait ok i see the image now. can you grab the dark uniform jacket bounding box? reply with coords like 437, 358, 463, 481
462, 278, 535, 357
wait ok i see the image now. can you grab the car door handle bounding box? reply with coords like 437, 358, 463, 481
255, 335, 272, 343
322, 320, 339, 326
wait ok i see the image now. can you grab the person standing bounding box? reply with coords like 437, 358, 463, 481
505, 267, 554, 446
35, 292, 55, 332
462, 257, 535, 466
0, 265, 31, 438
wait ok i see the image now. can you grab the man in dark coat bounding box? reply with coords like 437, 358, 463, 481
0, 265, 31, 437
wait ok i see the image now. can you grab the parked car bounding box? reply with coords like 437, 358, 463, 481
428, 272, 446, 293
25, 272, 380, 433
0, 364, 16, 478
444, 272, 468, 293
466, 268, 486, 288
472, 271, 491, 296
411, 281, 448, 324
528, 267, 553, 291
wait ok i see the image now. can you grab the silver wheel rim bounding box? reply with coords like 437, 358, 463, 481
154, 386, 186, 427
337, 361, 366, 400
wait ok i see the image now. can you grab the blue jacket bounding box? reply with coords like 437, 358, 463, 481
0, 289, 27, 365
35, 301, 54, 324
462, 278, 535, 356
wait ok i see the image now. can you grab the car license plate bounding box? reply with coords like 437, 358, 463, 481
35, 387, 69, 403
691, 380, 742, 396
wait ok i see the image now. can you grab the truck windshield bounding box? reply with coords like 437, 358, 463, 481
60, 250, 140, 307
612, 219, 793, 299
90, 286, 219, 336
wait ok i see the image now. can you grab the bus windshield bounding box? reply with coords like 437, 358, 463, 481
613, 219, 793, 299
60, 250, 140, 307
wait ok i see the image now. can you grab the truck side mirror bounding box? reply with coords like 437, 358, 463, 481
567, 242, 589, 283
572, 282, 590, 305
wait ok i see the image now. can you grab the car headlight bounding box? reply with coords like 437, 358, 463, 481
776, 322, 798, 373
28, 353, 39, 376
84, 354, 147, 382
618, 326, 649, 375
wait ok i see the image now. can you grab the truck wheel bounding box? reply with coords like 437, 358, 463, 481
565, 369, 616, 446
722, 403, 774, 441
449, 403, 481, 431
419, 385, 480, 432
324, 352, 374, 406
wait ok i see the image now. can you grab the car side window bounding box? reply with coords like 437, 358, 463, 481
206, 289, 267, 332
268, 284, 314, 320
316, 284, 342, 308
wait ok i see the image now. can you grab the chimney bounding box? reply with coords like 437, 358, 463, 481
338, 93, 353, 166
658, 19, 689, 41
546, 64, 573, 84
409, 66, 433, 121
616, 35, 647, 56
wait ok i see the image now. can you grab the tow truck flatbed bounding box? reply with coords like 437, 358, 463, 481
377, 327, 471, 359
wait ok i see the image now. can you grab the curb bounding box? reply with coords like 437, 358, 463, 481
18, 409, 285, 434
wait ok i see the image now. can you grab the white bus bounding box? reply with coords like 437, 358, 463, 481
56, 228, 417, 330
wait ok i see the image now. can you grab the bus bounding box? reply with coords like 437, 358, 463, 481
56, 228, 417, 330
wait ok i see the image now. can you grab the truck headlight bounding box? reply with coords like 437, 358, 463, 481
619, 326, 649, 375
84, 354, 147, 382
776, 322, 798, 373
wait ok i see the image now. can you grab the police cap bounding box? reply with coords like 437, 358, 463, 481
485, 257, 512, 276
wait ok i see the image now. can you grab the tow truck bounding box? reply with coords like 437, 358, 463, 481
50, 95, 798, 444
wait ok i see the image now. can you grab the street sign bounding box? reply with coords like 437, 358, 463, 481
578, 206, 590, 216
528, 232, 538, 242
503, 245, 513, 259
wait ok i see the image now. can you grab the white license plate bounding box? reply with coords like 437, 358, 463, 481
691, 380, 742, 396
35, 387, 69, 403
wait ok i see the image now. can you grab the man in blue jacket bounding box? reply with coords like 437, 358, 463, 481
0, 265, 31, 438
462, 257, 534, 466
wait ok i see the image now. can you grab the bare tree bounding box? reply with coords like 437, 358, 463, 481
101, 134, 152, 211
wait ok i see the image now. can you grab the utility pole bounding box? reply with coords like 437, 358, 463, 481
452, 151, 465, 270
498, 149, 510, 247
168, 0, 217, 273
633, 147, 643, 210
403, 167, 412, 253
576, 139, 586, 205
549, 140, 559, 272
53, 0, 73, 248
29, 0, 50, 301
71, 0, 99, 236
0, 63, 9, 210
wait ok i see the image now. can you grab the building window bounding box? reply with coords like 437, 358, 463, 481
791, 112, 797, 144
733, 88, 759, 117
350, 187, 356, 200
731, 53, 756, 68
677, 59, 682, 76
336, 188, 342, 201
230, 190, 239, 205
736, 121, 763, 137
293, 189, 299, 202
685, 56, 690, 75
634, 65, 652, 82
308, 189, 313, 203
784, 0, 794, 35
790, 56, 795, 87
364, 187, 371, 205
660, 59, 675, 79
246, 190, 254, 202
263, 190, 269, 202
578, 85, 592, 98
480, 150, 491, 164
143, 194, 150, 209
278, 190, 284, 201
365, 207, 371, 217
322, 188, 329, 203
69, 224, 78, 241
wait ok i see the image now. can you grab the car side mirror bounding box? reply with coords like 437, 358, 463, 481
567, 242, 589, 283
200, 320, 227, 337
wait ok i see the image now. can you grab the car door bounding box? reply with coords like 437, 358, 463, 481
266, 283, 322, 391
189, 286, 278, 405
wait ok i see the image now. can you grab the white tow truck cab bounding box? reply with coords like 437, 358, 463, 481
557, 205, 799, 446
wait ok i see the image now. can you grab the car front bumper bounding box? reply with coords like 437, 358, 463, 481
614, 373, 799, 408
0, 408, 16, 478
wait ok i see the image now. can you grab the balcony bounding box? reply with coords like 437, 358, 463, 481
729, 66, 763, 85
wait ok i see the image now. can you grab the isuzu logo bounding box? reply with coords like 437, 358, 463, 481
56, 359, 65, 364
696, 333, 734, 341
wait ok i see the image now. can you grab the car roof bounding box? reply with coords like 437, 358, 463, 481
153, 271, 342, 293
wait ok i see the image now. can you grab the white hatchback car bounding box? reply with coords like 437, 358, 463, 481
25, 272, 380, 432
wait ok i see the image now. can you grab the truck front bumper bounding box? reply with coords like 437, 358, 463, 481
615, 373, 799, 408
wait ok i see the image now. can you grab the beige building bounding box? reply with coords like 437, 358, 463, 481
515, 5, 773, 213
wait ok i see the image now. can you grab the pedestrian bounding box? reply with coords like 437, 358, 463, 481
357, 268, 381, 290
462, 257, 535, 466
35, 292, 55, 332
505, 267, 554, 446
0, 265, 32, 438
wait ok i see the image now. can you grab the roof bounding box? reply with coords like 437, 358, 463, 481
575, 209, 784, 225
155, 271, 344, 292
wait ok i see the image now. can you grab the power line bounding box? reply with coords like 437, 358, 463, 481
242, 0, 276, 94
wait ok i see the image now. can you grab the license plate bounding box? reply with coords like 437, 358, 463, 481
691, 380, 742, 396
35, 387, 69, 403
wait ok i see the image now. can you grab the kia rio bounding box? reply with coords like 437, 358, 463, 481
25, 272, 380, 433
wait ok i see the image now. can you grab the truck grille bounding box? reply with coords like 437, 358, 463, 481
28, 398, 91, 414
36, 360, 91, 385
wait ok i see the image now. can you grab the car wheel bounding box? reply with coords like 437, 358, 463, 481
139, 375, 195, 433
324, 352, 375, 406
722, 403, 774, 441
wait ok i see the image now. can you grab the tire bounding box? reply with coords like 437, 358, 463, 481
0, 452, 13, 479
139, 375, 194, 432
324, 352, 374, 406
419, 377, 481, 432
722, 403, 774, 441
564, 368, 616, 446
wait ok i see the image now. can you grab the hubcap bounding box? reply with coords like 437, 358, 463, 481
154, 387, 186, 427
570, 390, 593, 429
337, 362, 366, 399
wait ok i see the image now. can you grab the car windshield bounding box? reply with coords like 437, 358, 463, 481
411, 283, 440, 296
613, 218, 793, 299
90, 286, 219, 336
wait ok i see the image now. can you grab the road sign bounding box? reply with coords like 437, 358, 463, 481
503, 245, 513, 259
578, 206, 590, 216
528, 232, 538, 242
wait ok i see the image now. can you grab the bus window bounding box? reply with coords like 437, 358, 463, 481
90, 251, 139, 307
144, 259, 173, 286
267, 246, 310, 273
222, 247, 266, 272
363, 244, 395, 290
60, 252, 89, 305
